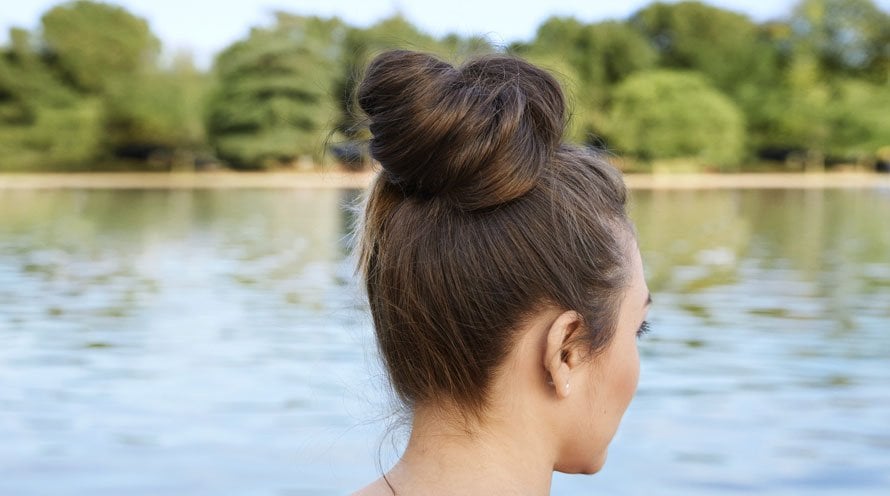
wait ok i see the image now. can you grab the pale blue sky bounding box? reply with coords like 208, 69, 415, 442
4, 0, 890, 68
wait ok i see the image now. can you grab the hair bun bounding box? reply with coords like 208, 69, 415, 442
358, 50, 565, 211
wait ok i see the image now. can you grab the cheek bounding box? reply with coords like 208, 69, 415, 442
620, 346, 641, 406
557, 340, 641, 474
601, 340, 641, 440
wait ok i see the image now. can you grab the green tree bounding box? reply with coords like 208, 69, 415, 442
34, 1, 201, 169
515, 17, 656, 145
530, 17, 656, 89
630, 1, 779, 92
207, 14, 348, 169
440, 32, 496, 59
630, 2, 784, 155
769, 55, 832, 168
608, 70, 746, 169
102, 52, 208, 162
0, 27, 102, 170
40, 0, 160, 93
788, 0, 890, 81
824, 78, 890, 159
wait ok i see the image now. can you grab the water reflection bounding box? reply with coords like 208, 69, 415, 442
0, 188, 888, 495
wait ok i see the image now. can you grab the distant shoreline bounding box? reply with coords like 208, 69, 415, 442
0, 171, 887, 190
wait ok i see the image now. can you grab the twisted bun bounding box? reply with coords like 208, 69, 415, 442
358, 50, 565, 211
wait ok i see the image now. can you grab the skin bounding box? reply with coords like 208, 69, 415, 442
355, 240, 650, 496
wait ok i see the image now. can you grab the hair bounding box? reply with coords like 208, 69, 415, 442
355, 49, 632, 423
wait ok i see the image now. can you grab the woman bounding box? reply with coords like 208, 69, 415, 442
352, 49, 651, 495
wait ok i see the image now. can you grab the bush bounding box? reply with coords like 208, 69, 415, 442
608, 70, 746, 169
206, 14, 347, 169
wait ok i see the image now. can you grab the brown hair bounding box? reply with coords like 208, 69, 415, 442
356, 50, 632, 421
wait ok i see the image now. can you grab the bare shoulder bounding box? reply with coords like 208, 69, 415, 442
351, 478, 394, 496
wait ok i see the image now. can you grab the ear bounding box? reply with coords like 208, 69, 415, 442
543, 310, 583, 399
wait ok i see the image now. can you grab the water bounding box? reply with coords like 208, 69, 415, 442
0, 187, 888, 495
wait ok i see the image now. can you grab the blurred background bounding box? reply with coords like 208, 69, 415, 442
1, 1, 889, 495
0, 0, 889, 171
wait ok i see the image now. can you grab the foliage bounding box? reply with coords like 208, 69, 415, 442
825, 79, 890, 157
630, 2, 779, 93
1, 1, 207, 170
103, 55, 207, 155
40, 0, 160, 92
205, 14, 347, 169
513, 18, 656, 145
629, 2, 786, 153
608, 70, 746, 168
0, 29, 102, 170
0, 97, 102, 171
1, 0, 888, 171
531, 17, 657, 89
788, 0, 890, 81
771, 55, 833, 157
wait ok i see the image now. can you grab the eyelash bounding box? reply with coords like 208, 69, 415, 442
636, 320, 651, 339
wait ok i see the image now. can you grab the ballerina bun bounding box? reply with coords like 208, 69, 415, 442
357, 50, 565, 211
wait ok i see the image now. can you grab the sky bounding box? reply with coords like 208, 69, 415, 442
3, 0, 890, 68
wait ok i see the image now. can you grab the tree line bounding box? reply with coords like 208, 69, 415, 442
1, 0, 888, 172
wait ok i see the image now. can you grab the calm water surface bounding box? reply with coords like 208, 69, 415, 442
0, 187, 888, 495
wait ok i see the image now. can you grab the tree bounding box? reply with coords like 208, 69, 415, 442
440, 32, 496, 59
0, 27, 102, 170
630, 2, 779, 92
824, 78, 890, 159
36, 1, 203, 168
515, 18, 656, 145
40, 0, 159, 93
769, 55, 832, 168
608, 70, 746, 169
630, 2, 786, 155
788, 0, 890, 81
206, 14, 348, 169
531, 18, 656, 89
101, 57, 208, 160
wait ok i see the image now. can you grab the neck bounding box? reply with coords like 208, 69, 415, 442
385, 404, 556, 496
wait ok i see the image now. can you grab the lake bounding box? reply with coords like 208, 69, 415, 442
1, 186, 888, 495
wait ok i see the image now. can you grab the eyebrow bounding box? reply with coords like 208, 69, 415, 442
644, 292, 652, 308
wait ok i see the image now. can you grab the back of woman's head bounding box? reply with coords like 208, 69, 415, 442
356, 49, 632, 421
